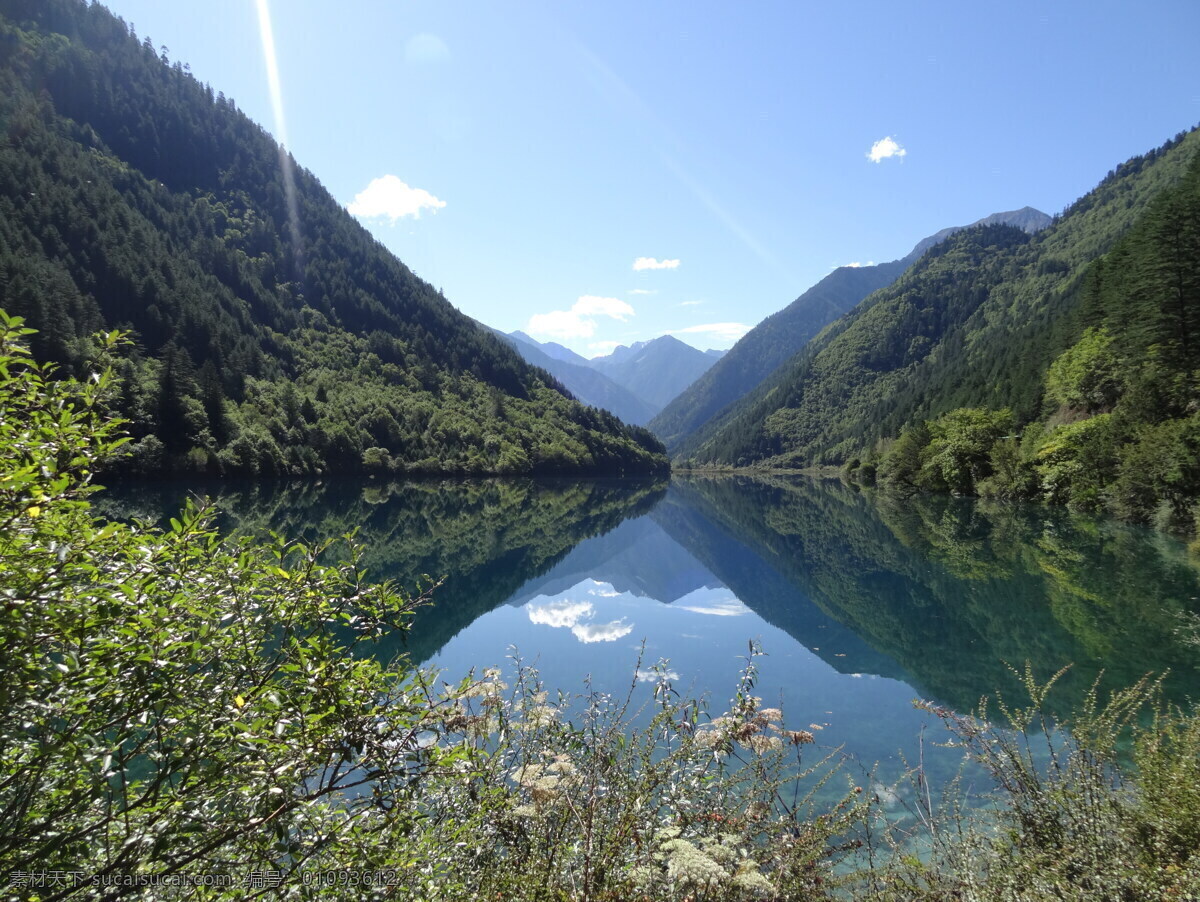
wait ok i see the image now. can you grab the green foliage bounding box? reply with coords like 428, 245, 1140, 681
891, 673, 1200, 901
1043, 326, 1123, 412
1033, 414, 1119, 510
920, 407, 1013, 494
1109, 415, 1200, 527
879, 422, 930, 489
0, 0, 665, 477
683, 222, 1048, 467
976, 435, 1037, 500
0, 315, 474, 893
656, 212, 1051, 455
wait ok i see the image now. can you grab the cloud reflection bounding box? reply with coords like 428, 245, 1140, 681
526, 599, 593, 629
571, 620, 634, 644
526, 583, 634, 644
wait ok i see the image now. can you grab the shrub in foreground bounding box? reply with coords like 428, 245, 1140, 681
0, 312, 469, 898
859, 668, 1200, 901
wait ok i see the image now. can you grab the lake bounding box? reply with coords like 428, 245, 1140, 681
99, 473, 1200, 812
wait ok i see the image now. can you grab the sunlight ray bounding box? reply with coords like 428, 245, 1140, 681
572, 40, 796, 285
254, 0, 303, 269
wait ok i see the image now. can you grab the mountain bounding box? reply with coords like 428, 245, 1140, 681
509, 331, 590, 366
587, 335, 720, 412
0, 0, 666, 477
651, 262, 908, 449
907, 205, 1051, 258
503, 330, 723, 422
651, 207, 1051, 451
499, 331, 657, 425
682, 127, 1200, 527
504, 516, 718, 608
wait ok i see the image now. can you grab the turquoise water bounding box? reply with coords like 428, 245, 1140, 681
100, 473, 1200, 809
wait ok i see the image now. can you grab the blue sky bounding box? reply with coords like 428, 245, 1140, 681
104, 0, 1200, 356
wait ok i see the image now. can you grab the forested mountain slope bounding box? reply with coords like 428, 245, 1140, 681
651, 260, 908, 449
0, 0, 666, 476
682, 127, 1200, 499
651, 209, 1050, 451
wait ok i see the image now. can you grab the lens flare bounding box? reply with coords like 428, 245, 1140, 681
571, 39, 794, 286
254, 0, 302, 273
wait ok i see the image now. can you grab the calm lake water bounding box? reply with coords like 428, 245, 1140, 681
99, 473, 1200, 808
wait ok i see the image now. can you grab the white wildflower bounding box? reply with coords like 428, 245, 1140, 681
661, 838, 728, 887
743, 734, 783, 754
732, 861, 774, 894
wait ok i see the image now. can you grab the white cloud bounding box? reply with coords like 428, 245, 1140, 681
528, 295, 635, 340
526, 311, 594, 340
404, 33, 450, 64
588, 340, 621, 356
572, 620, 634, 643
836, 261, 876, 269
867, 136, 906, 163
633, 257, 681, 271
527, 600, 593, 629
576, 295, 634, 317
629, 289, 656, 296
348, 175, 446, 222
668, 322, 751, 343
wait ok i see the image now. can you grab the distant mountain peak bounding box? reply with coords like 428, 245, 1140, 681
508, 331, 589, 365
588, 335, 722, 411
493, 329, 657, 425
907, 206, 1051, 260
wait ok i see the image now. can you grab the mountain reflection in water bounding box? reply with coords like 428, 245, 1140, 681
99, 473, 1200, 789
